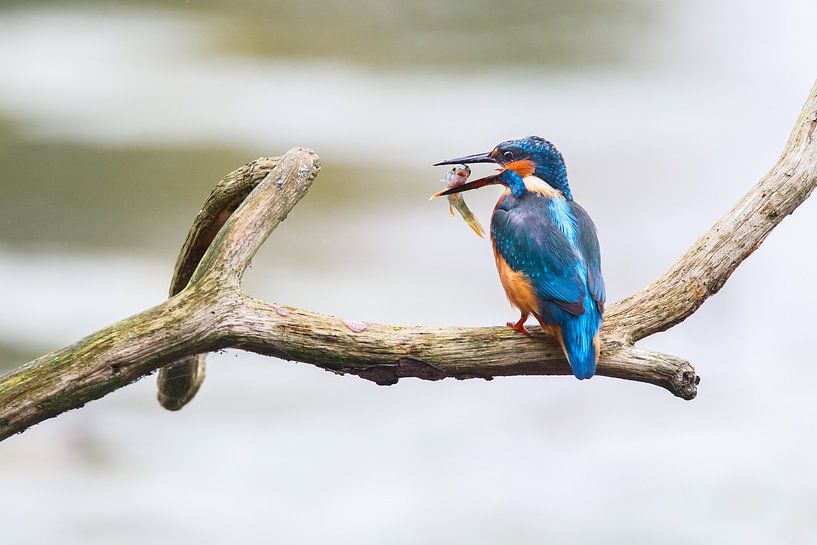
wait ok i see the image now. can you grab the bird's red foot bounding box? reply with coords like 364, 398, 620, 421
506, 319, 531, 337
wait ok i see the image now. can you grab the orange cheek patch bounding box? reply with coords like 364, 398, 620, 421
504, 159, 535, 177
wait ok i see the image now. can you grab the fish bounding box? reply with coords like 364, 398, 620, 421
441, 165, 486, 238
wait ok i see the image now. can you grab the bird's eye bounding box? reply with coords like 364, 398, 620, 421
502, 151, 515, 162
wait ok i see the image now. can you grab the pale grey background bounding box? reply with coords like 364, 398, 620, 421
1, 1, 817, 544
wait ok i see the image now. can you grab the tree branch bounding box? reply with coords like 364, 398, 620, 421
607, 80, 817, 342
227, 295, 698, 398
1, 80, 816, 441
157, 156, 280, 410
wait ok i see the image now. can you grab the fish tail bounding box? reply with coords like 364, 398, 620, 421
456, 204, 486, 239
465, 217, 486, 238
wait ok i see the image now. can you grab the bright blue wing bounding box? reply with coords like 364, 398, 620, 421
570, 201, 606, 311
492, 193, 585, 315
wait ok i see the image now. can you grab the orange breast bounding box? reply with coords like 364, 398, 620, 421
494, 252, 539, 315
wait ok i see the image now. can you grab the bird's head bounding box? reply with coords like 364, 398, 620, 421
431, 136, 570, 199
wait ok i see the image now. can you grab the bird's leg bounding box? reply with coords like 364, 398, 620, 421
506, 312, 531, 336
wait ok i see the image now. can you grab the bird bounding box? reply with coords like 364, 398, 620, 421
432, 136, 605, 379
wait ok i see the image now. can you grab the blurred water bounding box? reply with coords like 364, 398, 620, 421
1, 1, 817, 544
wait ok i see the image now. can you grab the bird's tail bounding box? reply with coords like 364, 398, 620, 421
558, 315, 601, 380
563, 334, 599, 380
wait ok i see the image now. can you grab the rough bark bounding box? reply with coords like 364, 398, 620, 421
157, 157, 279, 410
1, 80, 815, 442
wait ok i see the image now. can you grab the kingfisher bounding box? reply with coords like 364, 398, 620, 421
432, 136, 605, 379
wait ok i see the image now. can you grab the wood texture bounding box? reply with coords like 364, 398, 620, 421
0, 80, 815, 441
607, 88, 817, 342
157, 156, 280, 410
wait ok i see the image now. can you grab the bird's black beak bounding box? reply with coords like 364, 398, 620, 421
433, 151, 496, 166
430, 173, 502, 199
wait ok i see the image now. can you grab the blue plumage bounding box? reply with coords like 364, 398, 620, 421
492, 182, 585, 314
434, 136, 605, 380
492, 174, 603, 379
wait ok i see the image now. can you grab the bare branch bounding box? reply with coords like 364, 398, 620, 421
0, 282, 227, 441
607, 80, 817, 342
158, 149, 320, 409
0, 149, 322, 437
191, 148, 321, 287
169, 156, 280, 294
157, 156, 280, 410
1, 80, 816, 441
227, 296, 699, 399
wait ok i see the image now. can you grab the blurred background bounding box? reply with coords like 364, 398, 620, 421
1, 1, 817, 544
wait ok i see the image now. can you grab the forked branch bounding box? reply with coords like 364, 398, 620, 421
1, 80, 816, 442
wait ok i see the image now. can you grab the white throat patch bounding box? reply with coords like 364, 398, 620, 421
522, 175, 563, 199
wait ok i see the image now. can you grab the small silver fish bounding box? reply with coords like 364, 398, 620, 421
442, 165, 486, 238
